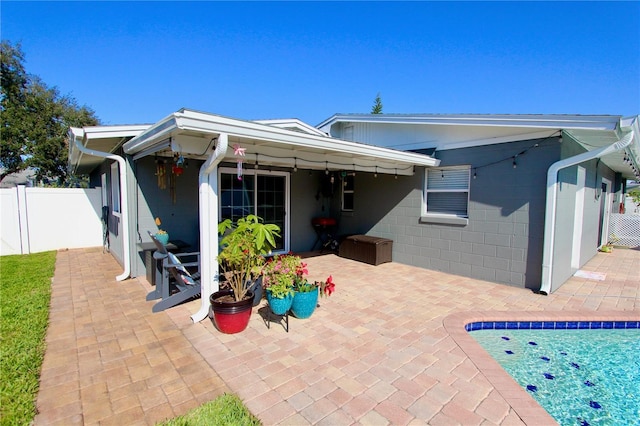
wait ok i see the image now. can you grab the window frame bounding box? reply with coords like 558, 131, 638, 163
341, 173, 355, 212
422, 165, 470, 225
218, 167, 290, 253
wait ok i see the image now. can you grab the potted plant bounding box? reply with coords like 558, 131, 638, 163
261, 254, 300, 315
154, 217, 169, 245
599, 234, 619, 253
289, 257, 336, 319
210, 215, 280, 333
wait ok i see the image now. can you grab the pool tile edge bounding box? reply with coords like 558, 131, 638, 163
443, 311, 640, 425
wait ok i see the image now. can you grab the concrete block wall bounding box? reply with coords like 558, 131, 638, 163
364, 136, 563, 290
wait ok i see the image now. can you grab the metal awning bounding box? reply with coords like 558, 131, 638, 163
122, 109, 440, 175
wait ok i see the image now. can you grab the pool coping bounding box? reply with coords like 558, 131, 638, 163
443, 310, 640, 426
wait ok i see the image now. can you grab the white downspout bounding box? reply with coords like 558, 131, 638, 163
191, 133, 228, 323
73, 137, 131, 281
540, 131, 633, 295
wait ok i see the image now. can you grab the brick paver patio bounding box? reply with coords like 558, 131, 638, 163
34, 246, 639, 425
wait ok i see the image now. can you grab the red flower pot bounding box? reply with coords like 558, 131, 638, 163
210, 289, 254, 334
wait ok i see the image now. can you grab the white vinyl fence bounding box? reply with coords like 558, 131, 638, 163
0, 185, 103, 256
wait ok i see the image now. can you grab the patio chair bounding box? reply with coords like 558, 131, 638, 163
146, 231, 201, 312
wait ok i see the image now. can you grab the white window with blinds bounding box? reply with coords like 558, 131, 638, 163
424, 166, 470, 218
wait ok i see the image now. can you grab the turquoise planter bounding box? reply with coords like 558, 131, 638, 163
155, 233, 169, 245
291, 287, 319, 319
266, 290, 293, 315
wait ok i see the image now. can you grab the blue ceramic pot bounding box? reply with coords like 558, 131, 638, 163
155, 233, 169, 245
291, 287, 319, 319
266, 290, 293, 315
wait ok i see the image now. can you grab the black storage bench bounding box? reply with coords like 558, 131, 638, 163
338, 235, 393, 265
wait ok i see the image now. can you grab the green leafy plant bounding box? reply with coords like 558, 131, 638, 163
217, 215, 280, 302
265, 254, 337, 297
295, 274, 336, 297
629, 188, 640, 206
261, 254, 302, 298
262, 253, 337, 300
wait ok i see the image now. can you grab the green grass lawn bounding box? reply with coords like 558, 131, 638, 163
0, 251, 56, 426
158, 393, 261, 426
0, 252, 260, 426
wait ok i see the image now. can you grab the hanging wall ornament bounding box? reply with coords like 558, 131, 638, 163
233, 144, 246, 180
172, 153, 185, 176
156, 160, 167, 189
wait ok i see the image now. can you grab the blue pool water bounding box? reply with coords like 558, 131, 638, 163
468, 321, 640, 425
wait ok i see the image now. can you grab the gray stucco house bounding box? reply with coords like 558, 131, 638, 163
68, 110, 640, 321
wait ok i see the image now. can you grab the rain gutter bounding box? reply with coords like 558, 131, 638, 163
191, 133, 228, 323
539, 131, 634, 295
73, 135, 131, 281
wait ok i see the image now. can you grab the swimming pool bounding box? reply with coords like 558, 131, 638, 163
468, 321, 640, 425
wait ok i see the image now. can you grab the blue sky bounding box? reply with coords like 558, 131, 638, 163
2, 1, 639, 126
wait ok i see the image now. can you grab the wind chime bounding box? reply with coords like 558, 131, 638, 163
233, 144, 246, 180
169, 153, 185, 204
156, 159, 166, 189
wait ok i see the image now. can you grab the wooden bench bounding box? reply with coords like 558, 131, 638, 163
338, 235, 393, 265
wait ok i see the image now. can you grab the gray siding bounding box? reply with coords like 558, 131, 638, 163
131, 156, 202, 277
91, 159, 125, 266
346, 137, 564, 290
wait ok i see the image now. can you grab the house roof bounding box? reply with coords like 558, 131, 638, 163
0, 168, 36, 188
317, 113, 640, 180
120, 109, 440, 175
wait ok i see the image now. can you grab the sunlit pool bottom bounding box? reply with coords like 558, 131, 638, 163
468, 321, 640, 425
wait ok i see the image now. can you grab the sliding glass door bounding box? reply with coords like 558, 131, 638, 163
219, 168, 288, 251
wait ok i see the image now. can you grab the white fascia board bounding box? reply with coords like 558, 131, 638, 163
83, 124, 149, 140
125, 109, 440, 167
318, 113, 621, 132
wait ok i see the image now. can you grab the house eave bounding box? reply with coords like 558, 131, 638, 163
123, 109, 440, 175
68, 124, 150, 175
317, 113, 622, 132
317, 113, 640, 179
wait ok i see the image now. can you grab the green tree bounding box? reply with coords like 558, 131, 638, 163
371, 92, 383, 114
630, 187, 640, 206
1, 40, 99, 185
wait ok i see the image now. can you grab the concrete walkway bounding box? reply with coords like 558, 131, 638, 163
34, 246, 639, 425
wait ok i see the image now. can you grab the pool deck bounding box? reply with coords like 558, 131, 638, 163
34, 246, 639, 425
